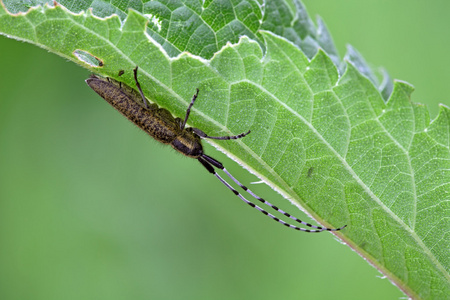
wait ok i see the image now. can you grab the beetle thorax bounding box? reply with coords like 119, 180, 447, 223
171, 128, 203, 158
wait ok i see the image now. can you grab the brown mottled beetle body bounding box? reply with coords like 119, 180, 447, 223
86, 75, 203, 158
85, 67, 346, 233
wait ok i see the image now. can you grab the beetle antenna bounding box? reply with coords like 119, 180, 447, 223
199, 155, 347, 232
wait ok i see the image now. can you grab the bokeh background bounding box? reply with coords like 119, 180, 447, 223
1, 1, 448, 299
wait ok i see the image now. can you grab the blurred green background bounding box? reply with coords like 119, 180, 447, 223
0, 1, 448, 299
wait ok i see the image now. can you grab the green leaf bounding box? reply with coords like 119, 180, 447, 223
0, 1, 448, 299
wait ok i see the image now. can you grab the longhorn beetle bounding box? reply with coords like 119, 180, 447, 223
86, 67, 347, 233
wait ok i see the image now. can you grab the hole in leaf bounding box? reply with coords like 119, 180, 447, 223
73, 50, 103, 67
144, 14, 162, 32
